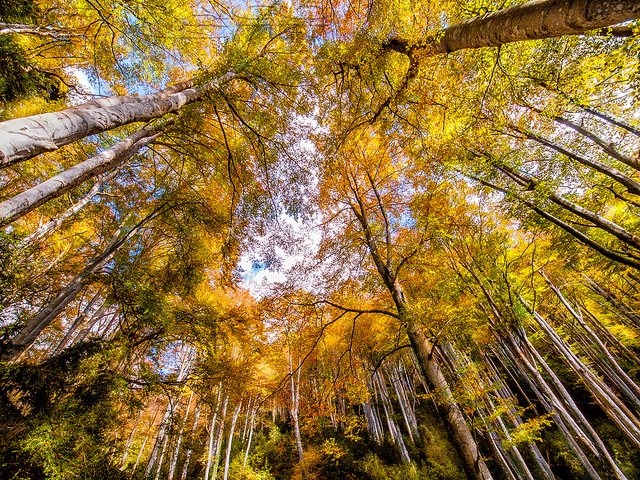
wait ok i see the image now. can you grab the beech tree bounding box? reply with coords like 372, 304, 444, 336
2, 1, 640, 479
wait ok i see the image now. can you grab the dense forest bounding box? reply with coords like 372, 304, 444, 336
1, 0, 640, 479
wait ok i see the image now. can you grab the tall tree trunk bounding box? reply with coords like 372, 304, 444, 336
0, 124, 167, 226
290, 358, 306, 473
511, 126, 640, 195
384, 0, 640, 57
490, 160, 640, 250
549, 114, 640, 170
120, 408, 144, 470
168, 391, 195, 480
204, 385, 223, 480
464, 173, 640, 271
18, 165, 123, 250
349, 184, 492, 480
243, 409, 256, 468
7, 204, 165, 361
0, 73, 236, 165
373, 369, 411, 463
210, 395, 229, 480
71, 302, 112, 345
223, 400, 242, 480
180, 402, 201, 480
53, 286, 105, 354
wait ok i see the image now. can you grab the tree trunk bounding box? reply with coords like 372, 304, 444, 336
7, 204, 165, 361
0, 124, 167, 226
349, 185, 492, 480
130, 408, 160, 477
120, 408, 144, 470
18, 165, 122, 250
513, 127, 640, 195
491, 160, 640, 250
550, 114, 640, 170
180, 403, 201, 480
290, 359, 306, 472
210, 395, 229, 480
384, 0, 640, 57
53, 286, 105, 354
465, 173, 640, 270
373, 369, 411, 463
223, 400, 242, 480
204, 385, 223, 480
0, 73, 236, 166
168, 391, 194, 480
243, 409, 256, 468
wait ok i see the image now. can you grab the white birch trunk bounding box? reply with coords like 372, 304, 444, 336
7, 204, 164, 361
210, 395, 229, 480
53, 286, 105, 354
0, 73, 235, 165
243, 410, 256, 468
17, 165, 121, 250
0, 124, 165, 226
131, 408, 160, 476
223, 400, 242, 480
168, 391, 194, 480
204, 385, 223, 480
180, 402, 201, 480
120, 408, 144, 470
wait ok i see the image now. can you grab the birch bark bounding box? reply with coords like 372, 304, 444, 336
0, 73, 235, 165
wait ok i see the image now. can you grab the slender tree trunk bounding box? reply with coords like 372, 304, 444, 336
210, 395, 229, 480
549, 114, 640, 170
153, 428, 170, 480
145, 350, 194, 479
131, 408, 159, 477
290, 359, 306, 472
0, 73, 236, 166
180, 403, 201, 480
145, 403, 174, 479
0, 124, 167, 226
373, 369, 411, 463
168, 391, 195, 480
223, 401, 242, 480
243, 410, 256, 468
7, 204, 165, 361
71, 303, 111, 345
491, 160, 640, 250
53, 286, 105, 354
584, 275, 640, 328
512, 126, 640, 195
465, 173, 640, 270
18, 165, 122, 250
120, 408, 144, 470
204, 385, 223, 480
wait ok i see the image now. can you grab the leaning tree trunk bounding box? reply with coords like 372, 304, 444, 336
53, 286, 105, 354
210, 395, 229, 480
204, 385, 223, 480
0, 72, 236, 166
349, 184, 493, 480
7, 205, 164, 362
18, 164, 123, 250
0, 123, 168, 226
384, 0, 640, 57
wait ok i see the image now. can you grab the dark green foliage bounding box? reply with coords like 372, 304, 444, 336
0, 0, 63, 108
0, 342, 127, 480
